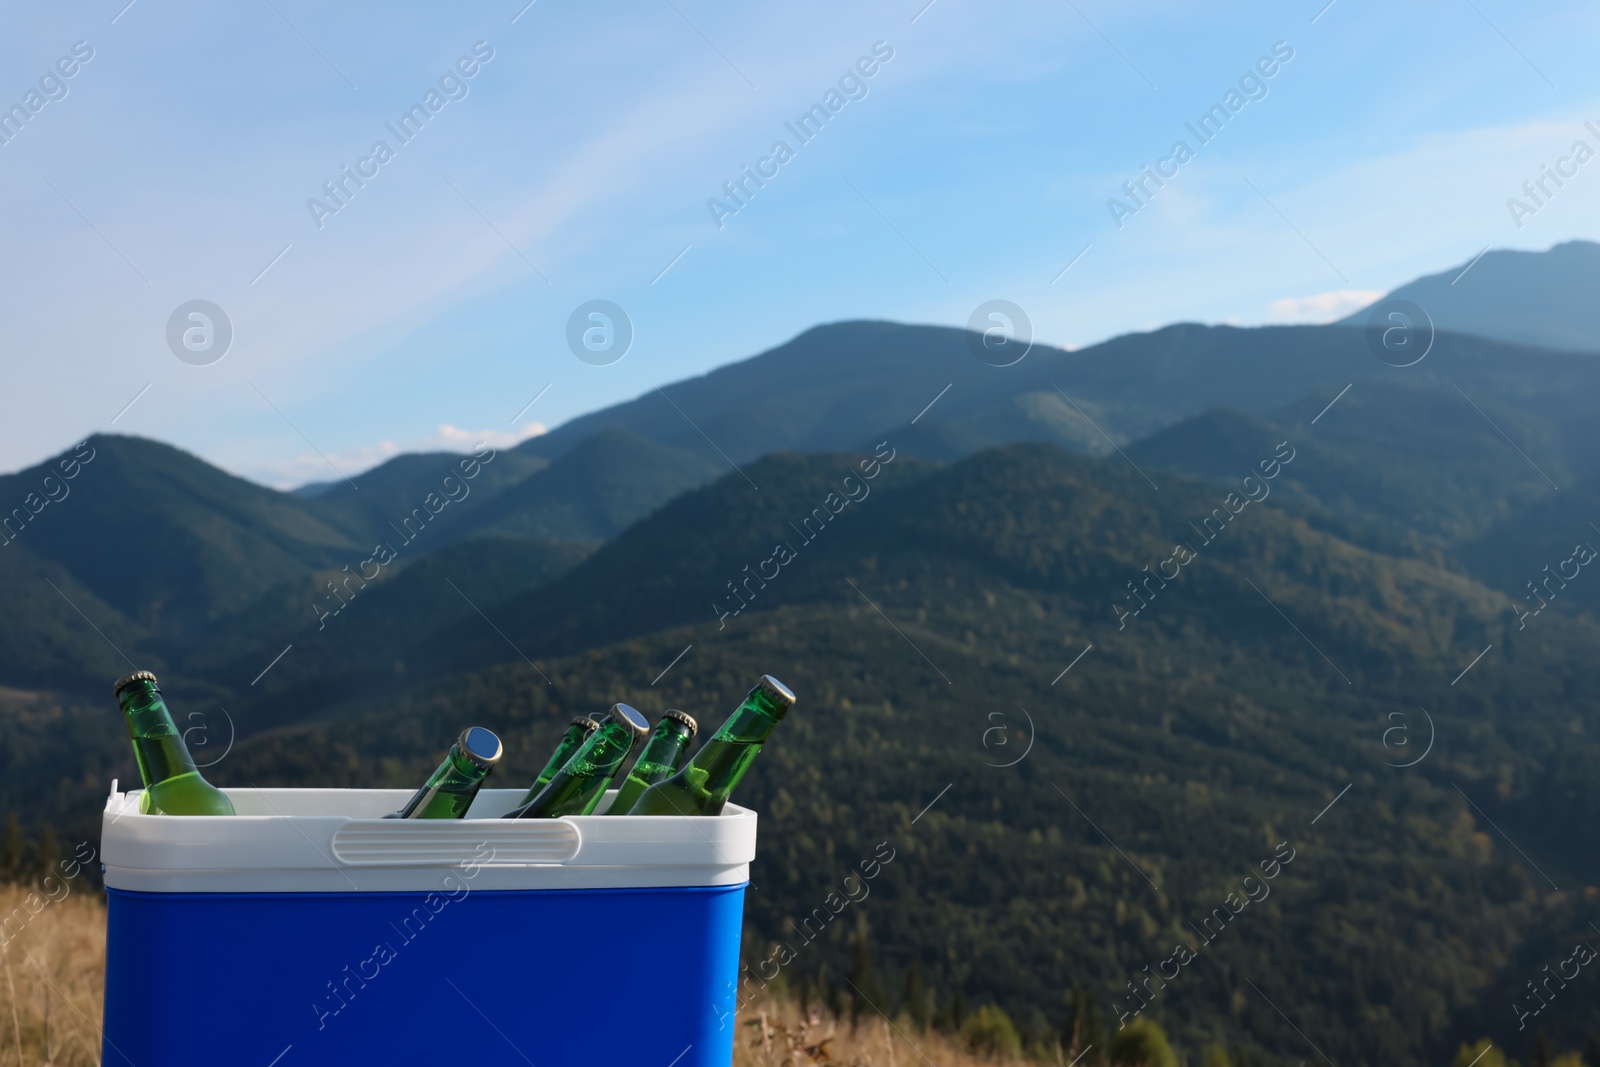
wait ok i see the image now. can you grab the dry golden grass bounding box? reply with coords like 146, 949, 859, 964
0, 887, 1015, 1067
0, 884, 105, 1067
731, 993, 1044, 1067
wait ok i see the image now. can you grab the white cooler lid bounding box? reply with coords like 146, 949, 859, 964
100, 786, 757, 893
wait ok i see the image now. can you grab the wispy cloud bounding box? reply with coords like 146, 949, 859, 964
261, 422, 545, 489
1265, 289, 1383, 324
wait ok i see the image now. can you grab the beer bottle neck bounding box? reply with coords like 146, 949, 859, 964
118, 685, 198, 786
688, 699, 782, 804
526, 721, 598, 801
712, 697, 783, 744
542, 723, 590, 777
511, 720, 640, 819
392, 743, 493, 819
563, 721, 637, 780
634, 721, 693, 774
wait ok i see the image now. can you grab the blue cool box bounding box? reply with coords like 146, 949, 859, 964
98, 786, 757, 1067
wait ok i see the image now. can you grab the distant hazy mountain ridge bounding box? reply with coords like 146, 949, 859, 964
1338, 239, 1600, 351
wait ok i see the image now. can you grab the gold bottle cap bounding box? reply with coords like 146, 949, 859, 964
662, 708, 698, 738
114, 670, 160, 697
757, 675, 796, 708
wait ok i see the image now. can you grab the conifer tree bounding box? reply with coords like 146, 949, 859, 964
1069, 985, 1106, 1060
1, 812, 26, 883
964, 1004, 1023, 1058
948, 985, 968, 1030
34, 823, 59, 882
1109, 1017, 1177, 1067
901, 958, 929, 1029
846, 916, 878, 1031
820, 964, 844, 1019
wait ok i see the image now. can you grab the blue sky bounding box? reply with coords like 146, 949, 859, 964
1, 0, 1597, 486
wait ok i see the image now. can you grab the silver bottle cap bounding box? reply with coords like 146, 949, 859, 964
757, 675, 796, 708
610, 703, 650, 740
457, 726, 503, 769
114, 670, 159, 697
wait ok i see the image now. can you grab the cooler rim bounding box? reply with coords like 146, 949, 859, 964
99, 784, 757, 893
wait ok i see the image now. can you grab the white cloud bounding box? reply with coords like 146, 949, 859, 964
263, 421, 545, 490
1265, 289, 1384, 324
426, 422, 547, 452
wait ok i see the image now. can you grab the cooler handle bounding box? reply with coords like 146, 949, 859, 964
331, 819, 582, 867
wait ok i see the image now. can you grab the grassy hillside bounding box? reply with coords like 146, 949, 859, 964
9, 313, 1600, 697
6, 436, 358, 634
10, 310, 1600, 1065
302, 447, 548, 544
512, 319, 1600, 478
448, 427, 727, 544
7, 420, 1598, 1066
0, 541, 151, 690
0, 435, 360, 692
196, 441, 1600, 1066
180, 535, 593, 701
1128, 383, 1567, 559
0, 535, 595, 836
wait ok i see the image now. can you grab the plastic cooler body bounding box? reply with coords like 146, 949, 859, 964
98, 786, 756, 1067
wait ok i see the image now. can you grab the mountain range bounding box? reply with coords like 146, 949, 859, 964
4, 241, 1600, 1065
1337, 239, 1600, 352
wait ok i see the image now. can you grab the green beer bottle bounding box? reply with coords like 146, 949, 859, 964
504, 704, 648, 819
519, 715, 601, 804
605, 709, 697, 815
387, 727, 503, 819
114, 671, 235, 816
621, 676, 795, 817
